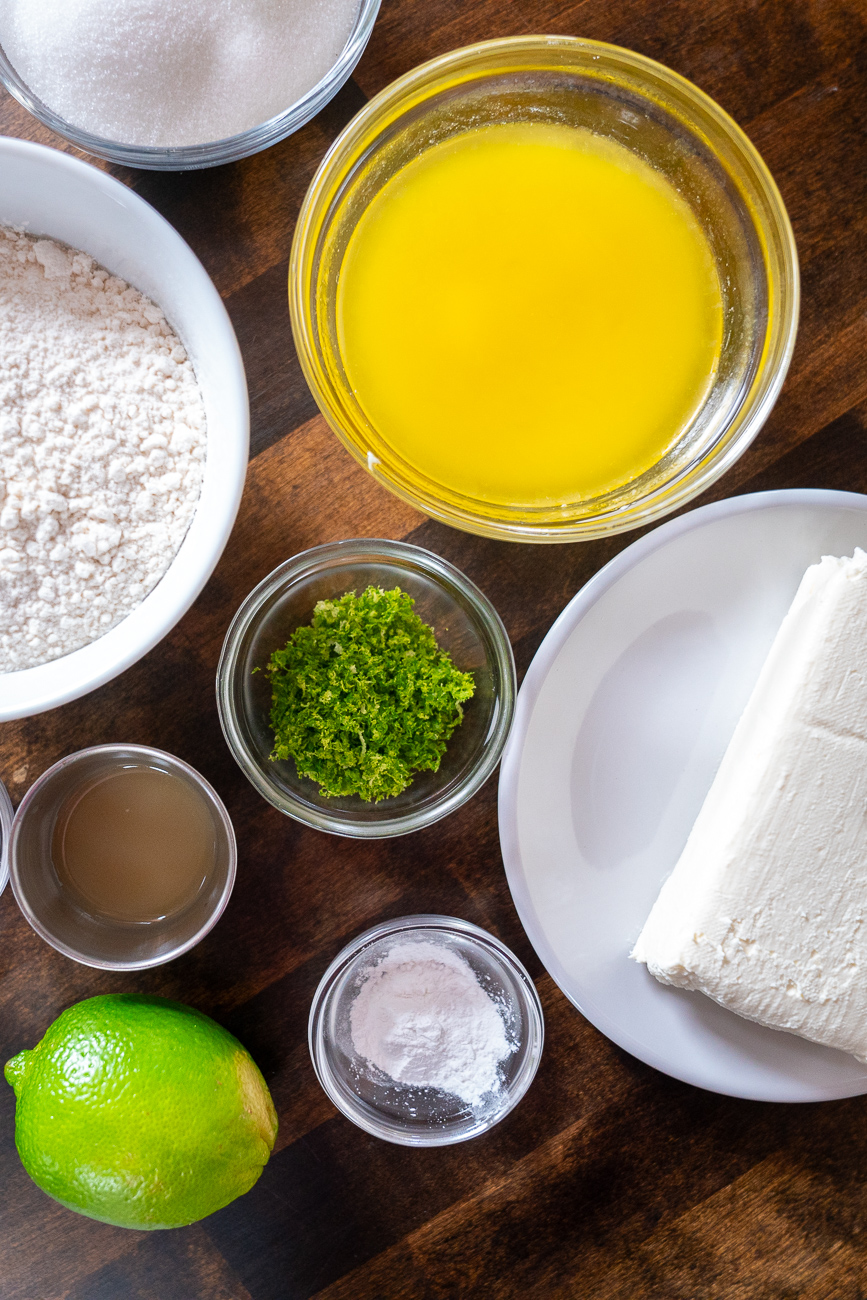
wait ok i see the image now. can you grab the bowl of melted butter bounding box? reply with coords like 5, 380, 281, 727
291, 36, 799, 542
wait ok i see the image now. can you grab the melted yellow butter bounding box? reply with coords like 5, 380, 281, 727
337, 122, 724, 507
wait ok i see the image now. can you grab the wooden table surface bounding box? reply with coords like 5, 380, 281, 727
2, 2, 867, 1297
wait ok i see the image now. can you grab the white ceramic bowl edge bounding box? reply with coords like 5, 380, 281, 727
0, 140, 249, 719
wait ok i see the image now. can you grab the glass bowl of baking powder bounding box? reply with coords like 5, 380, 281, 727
309, 914, 544, 1146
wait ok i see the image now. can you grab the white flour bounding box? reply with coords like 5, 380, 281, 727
1, 0, 362, 148
349, 941, 513, 1107
0, 227, 206, 673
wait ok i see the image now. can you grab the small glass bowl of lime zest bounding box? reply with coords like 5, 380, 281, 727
217, 538, 516, 838
266, 585, 476, 804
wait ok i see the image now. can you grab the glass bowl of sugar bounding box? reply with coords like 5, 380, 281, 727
0, 0, 381, 170
309, 915, 544, 1146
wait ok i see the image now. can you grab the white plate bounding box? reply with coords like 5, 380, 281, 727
499, 489, 867, 1101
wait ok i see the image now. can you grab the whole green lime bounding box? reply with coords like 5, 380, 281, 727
4, 994, 278, 1230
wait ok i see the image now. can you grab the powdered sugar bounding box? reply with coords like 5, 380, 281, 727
0, 0, 362, 148
349, 940, 513, 1107
0, 227, 206, 672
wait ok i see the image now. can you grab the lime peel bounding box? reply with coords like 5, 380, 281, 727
266, 585, 475, 801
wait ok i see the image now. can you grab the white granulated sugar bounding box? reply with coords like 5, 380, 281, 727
0, 227, 206, 673
0, 0, 361, 148
349, 941, 514, 1107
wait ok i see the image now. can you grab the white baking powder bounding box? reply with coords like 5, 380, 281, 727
0, 227, 206, 673
1, 0, 362, 148
349, 941, 514, 1107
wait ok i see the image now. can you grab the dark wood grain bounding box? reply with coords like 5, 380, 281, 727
2, 2, 867, 1297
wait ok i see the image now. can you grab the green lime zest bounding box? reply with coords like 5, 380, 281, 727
266, 585, 475, 801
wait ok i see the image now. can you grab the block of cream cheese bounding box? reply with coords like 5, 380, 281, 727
632, 549, 867, 1060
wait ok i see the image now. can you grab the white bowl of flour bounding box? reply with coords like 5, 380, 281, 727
0, 139, 248, 719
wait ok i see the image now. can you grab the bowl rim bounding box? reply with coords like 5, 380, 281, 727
9, 743, 238, 971
0, 779, 12, 898
308, 913, 545, 1146
216, 537, 517, 838
289, 33, 800, 543
0, 0, 382, 170
0, 138, 249, 721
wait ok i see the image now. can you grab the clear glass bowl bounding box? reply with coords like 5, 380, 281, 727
290, 35, 800, 543
9, 745, 236, 970
309, 915, 545, 1145
216, 538, 516, 837
0, 0, 381, 170
0, 779, 12, 898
